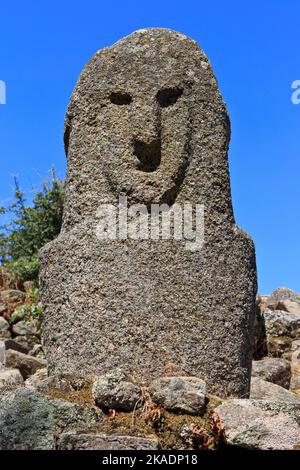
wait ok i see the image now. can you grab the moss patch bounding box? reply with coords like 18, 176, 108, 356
43, 386, 223, 450
44, 384, 94, 407
98, 397, 223, 450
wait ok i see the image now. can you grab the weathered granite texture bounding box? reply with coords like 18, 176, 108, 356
215, 399, 300, 450
0, 387, 102, 450
40, 28, 257, 397
57, 433, 160, 450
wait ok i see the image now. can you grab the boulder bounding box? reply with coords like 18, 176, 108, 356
0, 341, 4, 365
0, 330, 11, 339
5, 349, 47, 379
277, 299, 300, 314
267, 288, 300, 303
291, 377, 300, 394
23, 281, 35, 292
0, 387, 102, 450
25, 371, 73, 392
3, 338, 30, 355
215, 399, 300, 450
12, 319, 41, 337
25, 368, 48, 389
250, 377, 300, 403
92, 371, 142, 411
290, 345, 300, 393
0, 290, 25, 304
263, 308, 300, 356
148, 376, 207, 415
57, 433, 160, 450
12, 335, 40, 351
251, 358, 291, 389
28, 344, 44, 358
0, 338, 30, 366
0, 317, 9, 333
0, 368, 24, 388
0, 304, 7, 315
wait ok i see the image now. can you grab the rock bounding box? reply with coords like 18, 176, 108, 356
267, 288, 300, 303
13, 335, 38, 351
3, 338, 31, 355
0, 290, 25, 304
57, 433, 160, 450
291, 377, 300, 394
23, 281, 35, 292
0, 368, 24, 388
263, 308, 300, 356
215, 399, 300, 450
69, 377, 87, 391
149, 376, 207, 415
264, 309, 300, 338
5, 349, 47, 379
0, 330, 11, 339
0, 341, 5, 364
40, 28, 257, 399
250, 377, 300, 403
25, 368, 48, 389
25, 372, 73, 392
291, 339, 300, 351
92, 371, 141, 411
251, 358, 291, 389
0, 304, 7, 315
0, 316, 9, 333
28, 344, 44, 358
277, 299, 300, 314
290, 345, 300, 393
12, 319, 41, 337
0, 387, 102, 450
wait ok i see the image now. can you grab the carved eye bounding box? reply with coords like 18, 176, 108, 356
109, 92, 132, 105
156, 87, 183, 108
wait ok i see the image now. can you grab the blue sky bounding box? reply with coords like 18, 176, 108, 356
0, 0, 299, 293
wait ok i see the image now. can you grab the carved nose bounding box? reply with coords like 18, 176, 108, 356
133, 138, 161, 172
131, 101, 161, 172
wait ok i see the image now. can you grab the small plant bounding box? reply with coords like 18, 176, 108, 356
9, 304, 27, 324
30, 303, 43, 321
28, 286, 40, 304
9, 287, 43, 324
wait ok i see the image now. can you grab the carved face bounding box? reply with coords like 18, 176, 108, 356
94, 58, 192, 207
63, 30, 230, 229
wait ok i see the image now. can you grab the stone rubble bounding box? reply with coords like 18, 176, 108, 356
214, 399, 300, 450
1, 278, 300, 451
92, 371, 142, 412
251, 357, 291, 389
57, 433, 160, 450
148, 376, 207, 415
0, 387, 102, 450
5, 349, 47, 380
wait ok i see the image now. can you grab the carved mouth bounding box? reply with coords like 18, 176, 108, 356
133, 139, 161, 173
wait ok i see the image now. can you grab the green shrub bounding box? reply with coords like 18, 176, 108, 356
10, 302, 43, 324
0, 168, 64, 285
9, 304, 27, 323
9, 287, 43, 324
